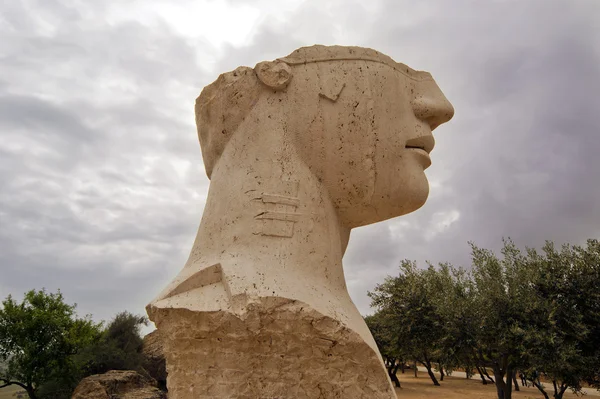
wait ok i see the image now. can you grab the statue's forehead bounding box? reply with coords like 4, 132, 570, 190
277, 45, 433, 82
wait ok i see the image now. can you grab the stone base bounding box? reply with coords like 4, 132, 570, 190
152, 298, 396, 398
71, 370, 166, 399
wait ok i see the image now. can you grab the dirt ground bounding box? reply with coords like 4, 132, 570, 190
1, 373, 598, 398
395, 370, 600, 399
0, 385, 23, 399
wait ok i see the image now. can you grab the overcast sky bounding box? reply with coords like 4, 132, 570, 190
1, 0, 599, 331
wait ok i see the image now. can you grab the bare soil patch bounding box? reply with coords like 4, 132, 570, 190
0, 386, 25, 399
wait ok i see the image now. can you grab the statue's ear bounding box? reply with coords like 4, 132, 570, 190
254, 61, 293, 90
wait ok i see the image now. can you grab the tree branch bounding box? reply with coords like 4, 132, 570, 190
0, 379, 28, 390
559, 382, 568, 397
500, 354, 508, 375
532, 379, 550, 399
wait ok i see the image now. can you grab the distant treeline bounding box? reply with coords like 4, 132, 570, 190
366, 238, 600, 399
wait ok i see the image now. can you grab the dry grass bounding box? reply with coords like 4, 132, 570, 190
0, 385, 25, 399
395, 371, 600, 399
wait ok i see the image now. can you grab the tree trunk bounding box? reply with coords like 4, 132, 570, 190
493, 376, 506, 399
466, 367, 473, 379
439, 364, 445, 381
26, 385, 37, 399
476, 366, 488, 385
421, 358, 440, 386
482, 367, 495, 383
532, 379, 550, 399
493, 365, 513, 399
512, 370, 519, 391
386, 359, 401, 388
389, 372, 401, 388
552, 380, 569, 399
401, 361, 405, 374
493, 366, 503, 399
504, 367, 514, 399
519, 372, 528, 387
414, 361, 418, 378
555, 381, 568, 399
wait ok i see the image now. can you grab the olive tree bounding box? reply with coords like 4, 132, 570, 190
368, 260, 447, 386
525, 239, 600, 399
0, 289, 100, 399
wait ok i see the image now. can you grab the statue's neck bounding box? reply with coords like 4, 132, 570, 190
186, 115, 351, 297
151, 112, 376, 352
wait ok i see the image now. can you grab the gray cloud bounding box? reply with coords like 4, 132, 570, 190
0, 0, 213, 326
1, 0, 599, 328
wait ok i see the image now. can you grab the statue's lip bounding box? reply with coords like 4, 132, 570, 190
405, 134, 435, 154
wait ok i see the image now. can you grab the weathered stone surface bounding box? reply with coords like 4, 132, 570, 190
147, 45, 454, 398
71, 370, 166, 399
156, 300, 401, 398
122, 387, 166, 399
142, 330, 167, 390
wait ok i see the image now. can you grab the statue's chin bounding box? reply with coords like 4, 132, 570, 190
391, 178, 430, 219
340, 175, 430, 228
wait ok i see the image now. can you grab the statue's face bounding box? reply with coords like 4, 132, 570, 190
286, 60, 454, 228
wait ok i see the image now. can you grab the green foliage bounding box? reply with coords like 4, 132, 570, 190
425, 262, 475, 375
0, 289, 101, 399
576, 240, 600, 389
37, 311, 148, 399
0, 290, 149, 399
364, 311, 402, 362
365, 310, 407, 387
74, 311, 148, 376
366, 238, 600, 399
368, 260, 449, 385
523, 239, 600, 398
468, 239, 542, 399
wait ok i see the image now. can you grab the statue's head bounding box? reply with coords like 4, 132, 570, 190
195, 45, 454, 228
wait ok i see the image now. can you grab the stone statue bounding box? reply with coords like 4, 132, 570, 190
146, 45, 454, 398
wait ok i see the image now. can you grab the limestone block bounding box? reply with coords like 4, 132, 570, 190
142, 330, 167, 391
71, 370, 165, 399
147, 45, 454, 398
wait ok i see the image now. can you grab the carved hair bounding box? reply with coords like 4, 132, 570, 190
195, 62, 292, 178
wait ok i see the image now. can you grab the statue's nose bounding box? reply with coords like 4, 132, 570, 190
410, 80, 455, 131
